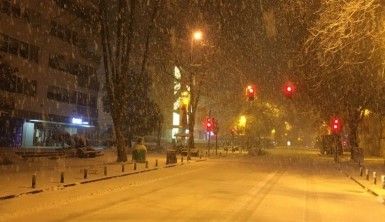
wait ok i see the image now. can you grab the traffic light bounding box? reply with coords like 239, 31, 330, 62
330, 117, 342, 134
205, 117, 213, 132
283, 81, 296, 98
245, 84, 256, 101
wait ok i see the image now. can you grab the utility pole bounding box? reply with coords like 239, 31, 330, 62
215, 132, 218, 155
207, 110, 211, 156
187, 30, 203, 160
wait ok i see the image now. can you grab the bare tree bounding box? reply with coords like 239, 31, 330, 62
302, 0, 385, 158
98, 0, 161, 162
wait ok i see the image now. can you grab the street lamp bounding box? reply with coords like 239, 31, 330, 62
187, 30, 204, 160
193, 30, 203, 41
190, 30, 203, 62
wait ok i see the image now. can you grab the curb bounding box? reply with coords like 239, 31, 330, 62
338, 167, 385, 204
0, 158, 207, 201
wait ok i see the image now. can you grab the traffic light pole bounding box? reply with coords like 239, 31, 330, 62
187, 71, 194, 161
207, 110, 211, 156
215, 133, 218, 155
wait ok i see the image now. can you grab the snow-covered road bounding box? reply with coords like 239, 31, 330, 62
1, 149, 384, 222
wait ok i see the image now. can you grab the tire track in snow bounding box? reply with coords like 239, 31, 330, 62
224, 168, 286, 222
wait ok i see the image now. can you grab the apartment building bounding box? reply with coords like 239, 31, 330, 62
0, 0, 101, 148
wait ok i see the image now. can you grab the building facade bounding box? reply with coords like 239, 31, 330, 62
0, 0, 101, 148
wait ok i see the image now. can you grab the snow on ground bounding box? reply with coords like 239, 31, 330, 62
0, 149, 173, 196
0, 148, 384, 222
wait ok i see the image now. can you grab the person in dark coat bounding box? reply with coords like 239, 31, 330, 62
132, 137, 147, 162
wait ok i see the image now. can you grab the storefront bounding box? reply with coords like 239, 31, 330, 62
22, 117, 95, 148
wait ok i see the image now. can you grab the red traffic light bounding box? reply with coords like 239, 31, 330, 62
245, 84, 257, 101
283, 81, 296, 98
330, 117, 342, 134
205, 117, 213, 132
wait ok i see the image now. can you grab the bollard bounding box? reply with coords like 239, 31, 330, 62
360, 167, 363, 177
382, 175, 385, 189
181, 156, 184, 163
60, 172, 64, 183
121, 164, 125, 172
200, 155, 202, 159
134, 162, 137, 170
32, 174, 36, 188
365, 169, 369, 180
104, 166, 107, 176
155, 159, 158, 167
84, 169, 88, 179
373, 172, 377, 185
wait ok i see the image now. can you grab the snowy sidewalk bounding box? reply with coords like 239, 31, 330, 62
0, 149, 199, 198
338, 156, 385, 202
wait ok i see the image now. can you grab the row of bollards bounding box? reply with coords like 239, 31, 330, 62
31, 156, 178, 188
31, 159, 159, 188
359, 166, 385, 189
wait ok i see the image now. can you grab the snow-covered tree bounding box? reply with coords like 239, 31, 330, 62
302, 0, 385, 157
98, 0, 161, 162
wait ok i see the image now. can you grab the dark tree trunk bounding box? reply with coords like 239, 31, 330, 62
348, 110, 361, 160
188, 110, 195, 149
113, 121, 127, 162
156, 118, 162, 149
127, 129, 133, 149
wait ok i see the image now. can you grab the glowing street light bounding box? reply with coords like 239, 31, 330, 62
192, 30, 203, 41
238, 115, 247, 128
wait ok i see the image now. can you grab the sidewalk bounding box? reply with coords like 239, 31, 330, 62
338, 155, 385, 201
0, 149, 196, 198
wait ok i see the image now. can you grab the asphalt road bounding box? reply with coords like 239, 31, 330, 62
1, 148, 384, 222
